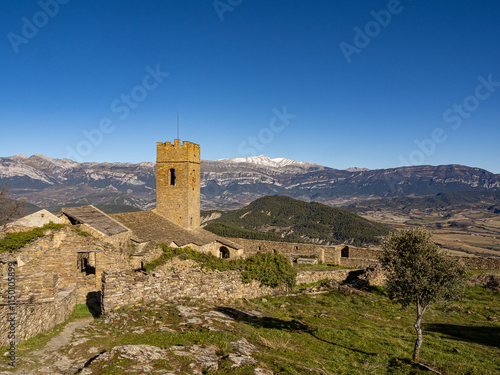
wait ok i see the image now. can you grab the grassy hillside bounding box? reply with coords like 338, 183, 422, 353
204, 195, 390, 246
8, 283, 500, 374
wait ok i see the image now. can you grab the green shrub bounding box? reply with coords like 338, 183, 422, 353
0, 222, 66, 253
241, 252, 296, 288
144, 245, 241, 273
73, 226, 91, 237
144, 245, 296, 288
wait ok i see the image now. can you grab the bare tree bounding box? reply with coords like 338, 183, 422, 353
380, 227, 467, 363
0, 185, 26, 232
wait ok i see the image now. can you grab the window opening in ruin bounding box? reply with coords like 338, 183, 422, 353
219, 246, 230, 259
341, 246, 349, 258
170, 169, 176, 186
77, 252, 96, 275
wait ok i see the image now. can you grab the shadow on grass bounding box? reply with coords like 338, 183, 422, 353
217, 307, 376, 356
425, 323, 500, 349
386, 357, 425, 374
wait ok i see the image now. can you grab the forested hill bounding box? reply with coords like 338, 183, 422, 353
202, 195, 390, 246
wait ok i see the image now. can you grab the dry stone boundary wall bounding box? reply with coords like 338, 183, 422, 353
101, 266, 366, 313
228, 238, 341, 263
228, 238, 500, 270
295, 269, 356, 285
459, 256, 500, 270
0, 287, 76, 346
101, 267, 287, 314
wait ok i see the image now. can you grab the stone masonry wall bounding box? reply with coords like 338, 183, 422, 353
156, 140, 201, 229
0, 226, 131, 346
0, 286, 76, 346
339, 251, 500, 270
101, 267, 287, 314
339, 247, 381, 268
1, 227, 104, 291
228, 238, 340, 264
296, 269, 358, 285
0, 227, 130, 304
459, 256, 500, 270
229, 238, 500, 271
79, 223, 132, 249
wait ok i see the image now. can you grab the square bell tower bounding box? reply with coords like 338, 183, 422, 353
156, 139, 200, 228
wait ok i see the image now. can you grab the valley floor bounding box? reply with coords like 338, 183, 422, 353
360, 210, 500, 258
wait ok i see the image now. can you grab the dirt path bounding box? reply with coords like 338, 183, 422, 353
0, 317, 94, 375
26, 317, 95, 374
31, 317, 94, 358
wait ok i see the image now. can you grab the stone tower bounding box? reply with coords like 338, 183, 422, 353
156, 139, 200, 228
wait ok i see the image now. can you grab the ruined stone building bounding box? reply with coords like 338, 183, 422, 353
0, 139, 242, 345
2, 138, 500, 345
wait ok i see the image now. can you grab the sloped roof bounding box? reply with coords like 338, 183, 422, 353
8, 209, 63, 228
110, 210, 242, 249
62, 206, 129, 236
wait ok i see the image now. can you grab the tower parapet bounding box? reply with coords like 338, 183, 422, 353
156, 139, 200, 163
156, 139, 200, 228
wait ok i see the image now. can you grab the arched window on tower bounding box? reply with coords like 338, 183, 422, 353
170, 169, 176, 186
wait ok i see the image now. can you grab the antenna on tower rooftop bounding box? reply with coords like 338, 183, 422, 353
176, 109, 179, 139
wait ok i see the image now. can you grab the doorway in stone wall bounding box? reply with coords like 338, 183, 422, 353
219, 246, 230, 259
76, 251, 101, 317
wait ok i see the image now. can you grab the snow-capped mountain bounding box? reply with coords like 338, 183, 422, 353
217, 155, 317, 168
1, 154, 499, 211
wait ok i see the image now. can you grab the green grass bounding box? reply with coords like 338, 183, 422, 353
466, 241, 500, 251
467, 269, 500, 277
69, 304, 93, 320
3, 286, 499, 374
0, 222, 66, 253
10, 286, 497, 374
73, 226, 92, 237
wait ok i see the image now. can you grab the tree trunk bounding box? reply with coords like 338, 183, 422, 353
413, 301, 428, 363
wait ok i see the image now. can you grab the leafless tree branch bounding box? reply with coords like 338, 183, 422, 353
0, 185, 26, 232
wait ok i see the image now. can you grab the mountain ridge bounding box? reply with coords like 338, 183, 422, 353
1, 153, 499, 211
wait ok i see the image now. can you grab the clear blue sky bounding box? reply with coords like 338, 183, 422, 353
1, 0, 499, 172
